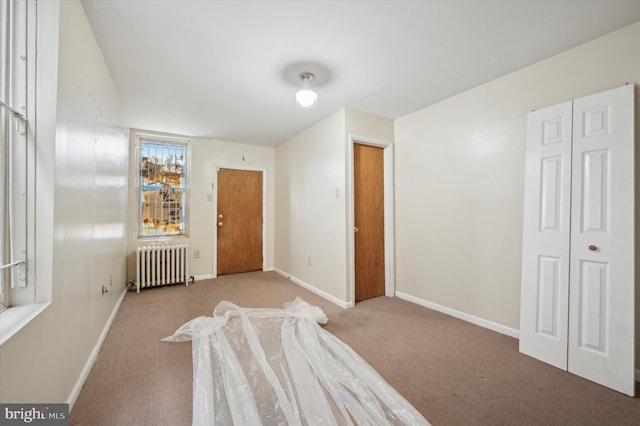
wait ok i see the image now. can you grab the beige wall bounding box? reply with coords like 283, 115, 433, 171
126, 133, 275, 280
0, 0, 129, 403
275, 110, 348, 302
275, 108, 393, 305
394, 21, 640, 354
346, 108, 394, 141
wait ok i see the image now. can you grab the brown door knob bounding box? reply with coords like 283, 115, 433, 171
588, 245, 597, 251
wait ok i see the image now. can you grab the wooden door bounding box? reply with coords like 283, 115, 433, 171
519, 100, 573, 369
216, 168, 263, 275
567, 84, 634, 396
354, 143, 385, 301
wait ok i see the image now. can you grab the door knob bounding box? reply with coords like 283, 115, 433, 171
218, 214, 223, 219
588, 245, 597, 251
354, 227, 359, 233
218, 221, 223, 227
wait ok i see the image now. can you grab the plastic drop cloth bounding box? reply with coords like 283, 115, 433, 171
163, 297, 430, 426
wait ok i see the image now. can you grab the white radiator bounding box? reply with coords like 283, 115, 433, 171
135, 244, 190, 293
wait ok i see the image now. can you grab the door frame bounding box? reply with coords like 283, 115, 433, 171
347, 134, 395, 306
212, 164, 267, 278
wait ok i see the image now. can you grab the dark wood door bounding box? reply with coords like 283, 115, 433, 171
354, 143, 385, 301
217, 168, 263, 275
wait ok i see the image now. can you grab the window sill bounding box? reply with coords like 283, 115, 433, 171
0, 302, 51, 346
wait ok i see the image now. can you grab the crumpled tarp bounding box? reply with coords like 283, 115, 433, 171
163, 297, 430, 426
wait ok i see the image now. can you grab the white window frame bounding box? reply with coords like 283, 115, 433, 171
0, 0, 56, 345
135, 133, 191, 240
1, 0, 30, 312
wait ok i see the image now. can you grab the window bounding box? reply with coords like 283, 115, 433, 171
1, 0, 29, 312
137, 135, 189, 237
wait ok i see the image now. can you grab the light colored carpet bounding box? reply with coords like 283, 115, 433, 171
70, 271, 640, 425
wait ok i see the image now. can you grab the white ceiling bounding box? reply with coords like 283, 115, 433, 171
81, 0, 640, 147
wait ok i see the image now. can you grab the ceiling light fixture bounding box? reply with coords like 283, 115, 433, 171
294, 72, 318, 108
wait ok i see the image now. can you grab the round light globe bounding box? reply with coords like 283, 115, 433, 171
295, 89, 318, 108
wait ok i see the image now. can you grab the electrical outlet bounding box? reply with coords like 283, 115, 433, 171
194, 249, 201, 259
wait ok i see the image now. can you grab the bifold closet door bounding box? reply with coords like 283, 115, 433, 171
519, 100, 573, 370
520, 84, 634, 396
568, 85, 634, 396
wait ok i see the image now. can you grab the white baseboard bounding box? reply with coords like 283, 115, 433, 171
273, 268, 349, 309
193, 274, 215, 281
195, 268, 274, 282
395, 291, 520, 339
67, 286, 127, 410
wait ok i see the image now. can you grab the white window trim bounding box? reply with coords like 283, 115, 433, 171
1, 0, 32, 308
0, 302, 50, 345
0, 0, 59, 345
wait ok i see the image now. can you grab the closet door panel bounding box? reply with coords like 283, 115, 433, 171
568, 84, 634, 396
580, 150, 609, 233
577, 260, 608, 352
519, 101, 573, 369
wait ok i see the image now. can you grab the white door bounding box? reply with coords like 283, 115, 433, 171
519, 101, 573, 370
520, 84, 635, 396
568, 84, 635, 396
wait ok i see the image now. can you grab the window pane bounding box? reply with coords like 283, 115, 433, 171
1, 0, 7, 305
139, 139, 187, 237
1, 0, 29, 303
1, 105, 6, 308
